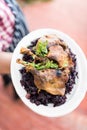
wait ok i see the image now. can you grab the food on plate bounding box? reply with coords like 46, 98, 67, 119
16, 34, 78, 106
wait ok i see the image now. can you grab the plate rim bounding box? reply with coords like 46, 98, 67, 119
11, 28, 87, 117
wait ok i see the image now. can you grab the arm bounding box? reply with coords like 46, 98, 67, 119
0, 52, 13, 74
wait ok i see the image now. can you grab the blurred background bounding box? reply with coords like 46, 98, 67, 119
0, 0, 87, 130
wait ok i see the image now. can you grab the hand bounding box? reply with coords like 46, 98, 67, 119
0, 52, 13, 74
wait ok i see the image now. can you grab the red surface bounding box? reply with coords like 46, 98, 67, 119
0, 0, 87, 130
0, 87, 87, 130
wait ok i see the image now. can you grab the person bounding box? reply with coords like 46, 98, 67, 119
0, 0, 29, 98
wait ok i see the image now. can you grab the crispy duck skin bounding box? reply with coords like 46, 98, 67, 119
38, 34, 74, 68
47, 45, 74, 68
38, 34, 67, 49
33, 69, 68, 95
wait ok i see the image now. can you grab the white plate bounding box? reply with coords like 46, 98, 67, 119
11, 28, 87, 117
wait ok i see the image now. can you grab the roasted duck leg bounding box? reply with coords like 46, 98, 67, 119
17, 59, 69, 95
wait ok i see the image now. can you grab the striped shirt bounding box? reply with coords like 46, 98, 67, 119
0, 0, 15, 51
0, 0, 29, 52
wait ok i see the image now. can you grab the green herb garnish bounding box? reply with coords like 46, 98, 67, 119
22, 59, 58, 70
35, 40, 48, 57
